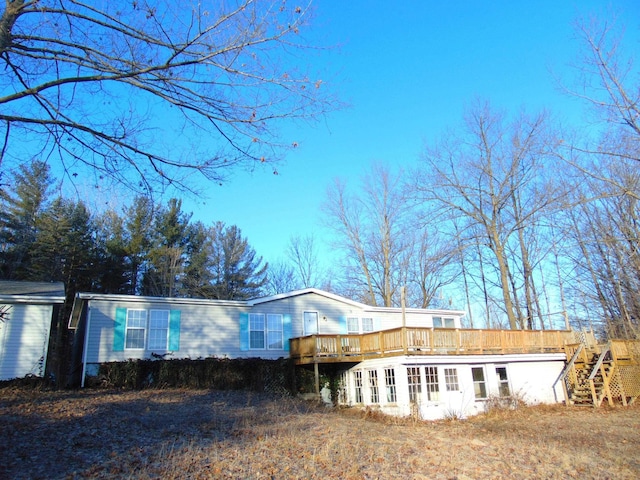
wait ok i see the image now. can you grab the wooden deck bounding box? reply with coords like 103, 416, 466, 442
289, 327, 577, 365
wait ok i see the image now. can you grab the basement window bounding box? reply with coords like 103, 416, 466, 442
384, 368, 397, 403
407, 367, 422, 403
472, 367, 487, 399
354, 370, 363, 403
368, 370, 379, 403
496, 367, 510, 397
444, 368, 459, 391
425, 366, 440, 401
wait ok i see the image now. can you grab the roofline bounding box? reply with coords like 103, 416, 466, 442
249, 288, 466, 316
74, 292, 247, 307
0, 295, 65, 304
248, 288, 371, 309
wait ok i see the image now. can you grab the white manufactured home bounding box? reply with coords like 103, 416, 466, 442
69, 288, 586, 419
0, 281, 65, 381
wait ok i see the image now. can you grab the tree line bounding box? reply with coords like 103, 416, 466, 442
0, 161, 279, 302
321, 20, 639, 339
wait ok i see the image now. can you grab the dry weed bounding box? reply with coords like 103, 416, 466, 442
0, 388, 638, 479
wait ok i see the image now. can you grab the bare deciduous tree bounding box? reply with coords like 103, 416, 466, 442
415, 102, 563, 329
0, 0, 334, 192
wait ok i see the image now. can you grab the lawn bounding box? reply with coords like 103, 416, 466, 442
0, 387, 638, 479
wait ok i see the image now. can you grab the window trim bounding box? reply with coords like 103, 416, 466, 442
433, 316, 455, 328
472, 366, 488, 400
368, 369, 379, 403
425, 366, 440, 401
407, 366, 422, 403
384, 367, 397, 403
444, 367, 459, 391
496, 366, 511, 397
148, 309, 170, 350
347, 316, 375, 334
125, 309, 147, 350
354, 370, 363, 404
249, 312, 284, 350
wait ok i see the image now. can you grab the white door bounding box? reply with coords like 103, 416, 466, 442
304, 311, 319, 335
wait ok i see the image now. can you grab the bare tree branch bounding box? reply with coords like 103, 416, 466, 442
0, 0, 336, 193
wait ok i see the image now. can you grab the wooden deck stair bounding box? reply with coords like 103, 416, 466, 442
559, 340, 640, 408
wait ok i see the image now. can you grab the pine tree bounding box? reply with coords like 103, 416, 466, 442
0, 160, 54, 279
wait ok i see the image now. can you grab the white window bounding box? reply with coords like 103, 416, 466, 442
125, 309, 147, 349
496, 367, 510, 397
249, 313, 283, 350
368, 370, 379, 403
148, 310, 169, 350
433, 317, 455, 328
347, 317, 375, 333
444, 368, 459, 391
347, 317, 359, 333
361, 317, 374, 332
425, 366, 440, 401
354, 371, 363, 403
249, 313, 265, 349
407, 367, 422, 403
384, 368, 396, 403
267, 314, 283, 349
472, 367, 487, 399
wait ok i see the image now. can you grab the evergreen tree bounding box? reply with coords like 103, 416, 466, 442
142, 198, 191, 297
209, 222, 268, 300
93, 209, 130, 294
0, 160, 54, 279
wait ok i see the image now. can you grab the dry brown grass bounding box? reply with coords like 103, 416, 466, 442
0, 387, 638, 479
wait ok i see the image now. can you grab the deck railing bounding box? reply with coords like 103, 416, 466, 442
289, 327, 578, 364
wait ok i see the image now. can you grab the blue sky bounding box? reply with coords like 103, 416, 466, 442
179, 0, 639, 268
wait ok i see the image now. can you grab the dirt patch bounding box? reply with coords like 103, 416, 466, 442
0, 387, 638, 479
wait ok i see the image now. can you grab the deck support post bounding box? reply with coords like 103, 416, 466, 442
314, 362, 320, 395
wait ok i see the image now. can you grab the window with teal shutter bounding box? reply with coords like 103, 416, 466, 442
239, 312, 249, 351
113, 308, 126, 351
168, 310, 181, 350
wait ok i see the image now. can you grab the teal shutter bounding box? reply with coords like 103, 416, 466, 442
339, 316, 348, 334
239, 312, 249, 351
374, 318, 382, 331
168, 310, 181, 350
114, 307, 126, 351
283, 314, 292, 351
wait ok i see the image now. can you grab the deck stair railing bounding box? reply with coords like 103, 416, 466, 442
559, 339, 640, 407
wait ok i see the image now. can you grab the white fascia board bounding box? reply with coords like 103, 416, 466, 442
75, 292, 247, 308
0, 295, 65, 304
363, 306, 467, 316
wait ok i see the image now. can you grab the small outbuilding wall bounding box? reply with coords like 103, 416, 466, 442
0, 281, 65, 381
